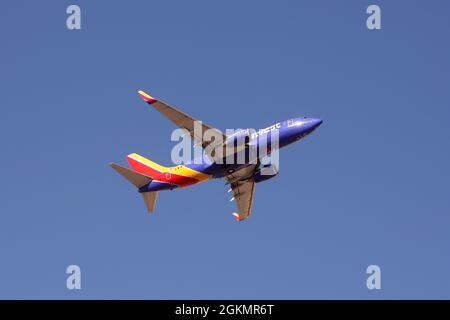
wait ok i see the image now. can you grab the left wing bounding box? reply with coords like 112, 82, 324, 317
138, 90, 226, 149
225, 165, 257, 221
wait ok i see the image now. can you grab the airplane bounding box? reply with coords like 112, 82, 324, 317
110, 90, 323, 221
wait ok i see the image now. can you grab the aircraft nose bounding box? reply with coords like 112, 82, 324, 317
311, 118, 323, 129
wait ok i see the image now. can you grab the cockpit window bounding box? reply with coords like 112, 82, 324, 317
288, 118, 307, 127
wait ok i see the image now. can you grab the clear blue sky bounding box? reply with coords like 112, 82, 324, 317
1, 0, 450, 299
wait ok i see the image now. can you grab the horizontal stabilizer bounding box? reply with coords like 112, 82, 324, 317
109, 163, 151, 188
142, 192, 158, 213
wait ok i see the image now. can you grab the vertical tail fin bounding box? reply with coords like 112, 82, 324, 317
126, 153, 168, 180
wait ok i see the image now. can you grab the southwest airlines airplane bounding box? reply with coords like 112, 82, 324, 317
110, 91, 322, 221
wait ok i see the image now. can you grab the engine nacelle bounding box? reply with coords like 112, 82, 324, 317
253, 164, 279, 183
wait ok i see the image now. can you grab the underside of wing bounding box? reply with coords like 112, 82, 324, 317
138, 90, 226, 149
225, 165, 257, 221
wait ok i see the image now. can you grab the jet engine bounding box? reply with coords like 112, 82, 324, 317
252, 164, 279, 183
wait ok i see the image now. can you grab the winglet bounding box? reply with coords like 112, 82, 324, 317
232, 212, 241, 222
138, 90, 158, 104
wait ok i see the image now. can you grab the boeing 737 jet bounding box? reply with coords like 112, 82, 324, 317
110, 90, 322, 221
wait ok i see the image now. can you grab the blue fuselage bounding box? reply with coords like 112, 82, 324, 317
140, 117, 322, 192
182, 117, 322, 179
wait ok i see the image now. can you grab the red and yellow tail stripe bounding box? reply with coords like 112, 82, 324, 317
126, 153, 209, 187
127, 153, 167, 178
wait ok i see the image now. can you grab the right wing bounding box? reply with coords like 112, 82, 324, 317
138, 90, 226, 149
